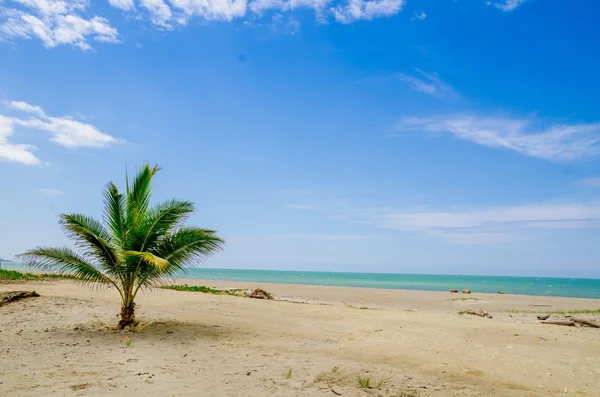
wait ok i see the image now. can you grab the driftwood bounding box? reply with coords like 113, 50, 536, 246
462, 289, 471, 294
540, 318, 599, 328
541, 320, 575, 326
449, 289, 459, 293
536, 315, 550, 321
571, 317, 600, 328
246, 289, 273, 300
0, 291, 40, 307
463, 309, 492, 319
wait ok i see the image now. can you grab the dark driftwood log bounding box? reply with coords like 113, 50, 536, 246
0, 291, 40, 307
541, 320, 575, 326
537, 315, 550, 321
571, 317, 600, 328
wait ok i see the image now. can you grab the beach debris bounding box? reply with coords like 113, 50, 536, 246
461, 309, 492, 319
537, 315, 550, 321
540, 317, 599, 328
0, 290, 40, 307
461, 289, 472, 294
449, 289, 459, 293
247, 289, 273, 300
571, 317, 600, 328
497, 291, 505, 294
540, 320, 575, 327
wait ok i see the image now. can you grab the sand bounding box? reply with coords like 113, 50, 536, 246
1, 278, 599, 396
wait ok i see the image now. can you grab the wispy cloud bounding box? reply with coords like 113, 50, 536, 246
0, 0, 410, 48
287, 204, 329, 212
395, 114, 600, 161
410, 10, 426, 21
318, 234, 379, 240
578, 177, 600, 188
0, 100, 122, 165
38, 188, 64, 196
0, 0, 120, 50
332, 0, 406, 23
289, 199, 600, 245
487, 0, 528, 12
398, 69, 457, 99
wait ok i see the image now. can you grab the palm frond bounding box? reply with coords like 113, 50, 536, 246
16, 247, 120, 293
126, 163, 160, 229
152, 227, 224, 277
60, 214, 120, 273
131, 199, 195, 251
125, 250, 168, 271
132, 228, 224, 294
103, 182, 127, 248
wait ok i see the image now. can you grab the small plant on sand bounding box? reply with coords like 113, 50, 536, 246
18, 163, 224, 329
357, 375, 390, 389
357, 376, 371, 388
283, 368, 292, 379
124, 336, 133, 347
331, 366, 339, 373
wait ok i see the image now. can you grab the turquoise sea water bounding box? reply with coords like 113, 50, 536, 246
3, 262, 599, 299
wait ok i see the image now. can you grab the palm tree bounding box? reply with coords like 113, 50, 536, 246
18, 163, 224, 328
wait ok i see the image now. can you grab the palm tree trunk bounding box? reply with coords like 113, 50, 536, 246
119, 302, 135, 328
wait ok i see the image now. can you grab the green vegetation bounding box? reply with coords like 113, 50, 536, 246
283, 369, 292, 379
357, 376, 371, 388
0, 268, 80, 281
160, 284, 245, 296
503, 309, 600, 315
17, 163, 224, 328
356, 376, 390, 389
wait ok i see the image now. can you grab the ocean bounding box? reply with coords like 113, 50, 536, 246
3, 262, 599, 299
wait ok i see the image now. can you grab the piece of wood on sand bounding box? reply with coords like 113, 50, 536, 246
0, 291, 40, 307
571, 317, 600, 328
462, 309, 493, 319
540, 320, 575, 326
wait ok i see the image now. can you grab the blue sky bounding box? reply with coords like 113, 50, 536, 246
1, 0, 599, 277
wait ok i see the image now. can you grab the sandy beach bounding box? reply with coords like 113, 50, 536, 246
1, 278, 599, 396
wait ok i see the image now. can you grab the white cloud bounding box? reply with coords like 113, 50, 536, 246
578, 178, 600, 188
108, 0, 136, 11
363, 202, 600, 244
0, 114, 41, 165
396, 114, 600, 161
398, 69, 457, 99
289, 199, 600, 244
410, 10, 426, 21
332, 0, 405, 23
2, 0, 410, 46
0, 100, 121, 165
0, 0, 119, 49
487, 0, 527, 12
19, 116, 120, 148
38, 188, 64, 196
139, 0, 173, 27
9, 101, 45, 115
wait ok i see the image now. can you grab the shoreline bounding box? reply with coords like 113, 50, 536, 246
4, 264, 600, 299
171, 277, 600, 312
